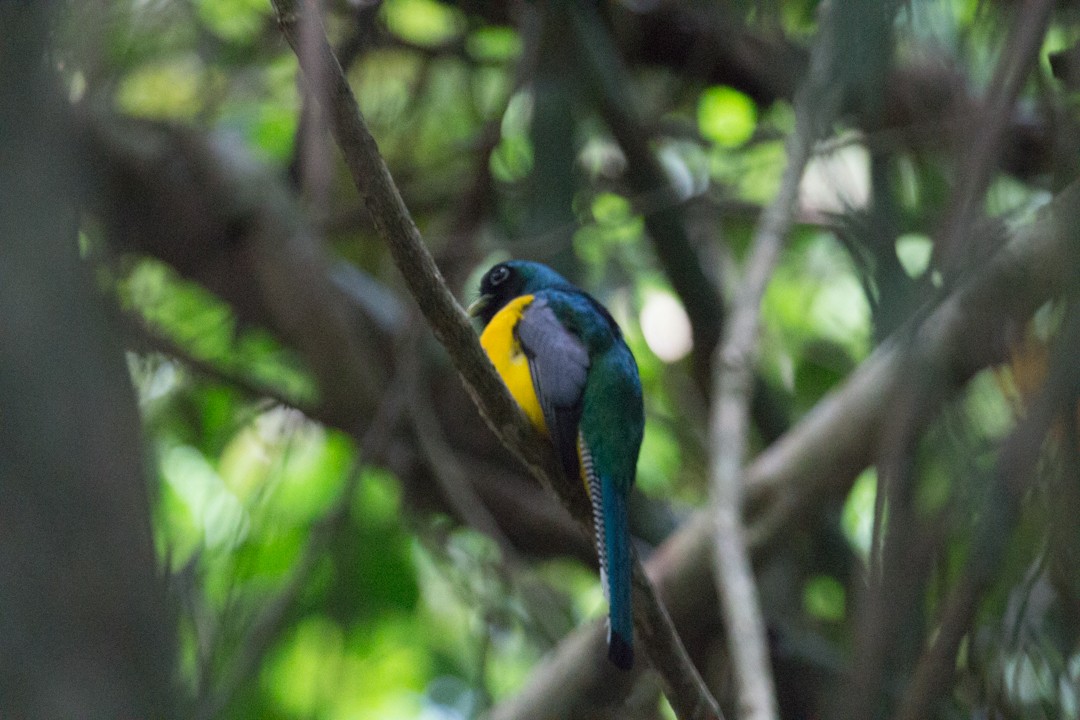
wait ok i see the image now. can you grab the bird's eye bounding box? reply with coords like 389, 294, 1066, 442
489, 265, 510, 286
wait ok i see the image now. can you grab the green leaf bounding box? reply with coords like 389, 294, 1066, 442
116, 57, 204, 119
697, 85, 757, 147
895, 233, 933, 278
804, 574, 846, 622
381, 0, 464, 48
842, 468, 878, 560
466, 26, 523, 62
194, 0, 270, 43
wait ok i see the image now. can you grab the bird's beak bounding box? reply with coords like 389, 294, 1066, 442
467, 295, 492, 318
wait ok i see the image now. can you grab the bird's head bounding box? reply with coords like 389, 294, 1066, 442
467, 260, 570, 325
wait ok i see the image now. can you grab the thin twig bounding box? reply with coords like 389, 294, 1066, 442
119, 312, 314, 415
271, 0, 552, 485
707, 6, 841, 719
270, 2, 720, 718
570, 3, 795, 447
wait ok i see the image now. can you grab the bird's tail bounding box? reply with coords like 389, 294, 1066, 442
600, 474, 633, 670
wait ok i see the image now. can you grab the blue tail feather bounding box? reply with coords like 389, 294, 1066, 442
601, 474, 633, 670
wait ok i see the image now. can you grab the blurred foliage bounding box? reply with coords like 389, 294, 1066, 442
48, 0, 1080, 717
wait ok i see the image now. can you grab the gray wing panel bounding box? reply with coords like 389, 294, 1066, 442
516, 297, 589, 480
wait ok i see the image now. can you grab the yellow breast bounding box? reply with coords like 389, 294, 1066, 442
480, 295, 548, 434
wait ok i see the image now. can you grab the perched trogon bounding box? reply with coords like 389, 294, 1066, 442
468, 260, 644, 670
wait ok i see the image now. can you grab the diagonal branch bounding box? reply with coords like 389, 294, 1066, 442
484, 178, 1080, 720
841, 4, 1055, 717
892, 214, 1080, 720
893, 344, 1080, 719
935, 0, 1055, 273
270, 0, 554, 493
270, 2, 720, 718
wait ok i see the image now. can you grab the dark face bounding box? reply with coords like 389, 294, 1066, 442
470, 262, 526, 325
468, 260, 573, 325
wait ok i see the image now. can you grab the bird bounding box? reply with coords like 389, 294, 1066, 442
468, 260, 644, 670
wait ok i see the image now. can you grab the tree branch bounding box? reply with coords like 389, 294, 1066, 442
81, 106, 599, 573
484, 178, 1080, 720
706, 4, 839, 715
270, 1, 720, 718
706, 5, 846, 718
0, 4, 174, 715
120, 312, 315, 415
840, 4, 1055, 715
81, 114, 385, 430
892, 212, 1080, 720
935, 0, 1055, 273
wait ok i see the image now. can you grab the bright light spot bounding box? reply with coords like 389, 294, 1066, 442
579, 137, 626, 179
195, 0, 269, 42
697, 85, 757, 147
841, 467, 877, 560
591, 192, 633, 225
129, 354, 180, 405
491, 91, 533, 182
68, 71, 86, 103
465, 27, 522, 62
964, 370, 1015, 441
116, 57, 203, 119
775, 351, 796, 392
640, 291, 693, 363
800, 142, 870, 213
658, 145, 703, 200
895, 233, 933, 278
381, 0, 465, 48
810, 272, 871, 349
162, 445, 248, 549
